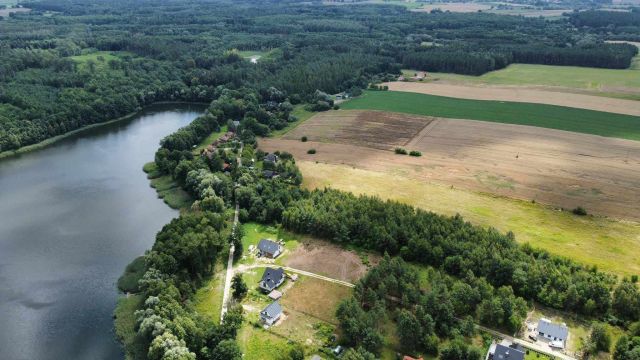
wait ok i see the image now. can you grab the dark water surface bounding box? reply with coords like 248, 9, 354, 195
0, 105, 204, 360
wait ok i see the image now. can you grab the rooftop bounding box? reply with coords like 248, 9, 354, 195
538, 318, 569, 340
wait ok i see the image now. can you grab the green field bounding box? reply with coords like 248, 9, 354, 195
114, 295, 148, 360
270, 105, 315, 137
416, 63, 640, 99
144, 162, 194, 209
342, 90, 640, 141
193, 261, 226, 322
70, 51, 133, 72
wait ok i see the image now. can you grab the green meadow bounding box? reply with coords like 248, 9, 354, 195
342, 90, 640, 141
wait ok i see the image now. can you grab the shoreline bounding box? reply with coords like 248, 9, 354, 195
0, 101, 209, 160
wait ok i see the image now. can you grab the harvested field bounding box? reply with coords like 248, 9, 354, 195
262, 113, 640, 221
383, 82, 640, 116
283, 110, 432, 150
283, 238, 378, 283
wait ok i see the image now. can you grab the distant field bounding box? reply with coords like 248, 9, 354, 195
413, 2, 491, 12
342, 91, 640, 140
384, 81, 640, 116
417, 63, 640, 100
69, 51, 132, 72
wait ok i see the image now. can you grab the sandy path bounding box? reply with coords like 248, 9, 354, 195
383, 81, 640, 116
261, 116, 640, 221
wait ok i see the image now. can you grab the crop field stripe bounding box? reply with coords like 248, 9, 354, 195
342, 91, 640, 141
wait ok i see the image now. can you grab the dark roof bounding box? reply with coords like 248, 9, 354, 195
264, 153, 278, 162
258, 239, 280, 255
492, 344, 525, 360
263, 170, 277, 178
260, 267, 285, 291
261, 301, 282, 318
538, 319, 568, 340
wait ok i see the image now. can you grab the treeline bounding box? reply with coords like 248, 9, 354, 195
337, 255, 527, 356
278, 189, 640, 322
133, 211, 244, 360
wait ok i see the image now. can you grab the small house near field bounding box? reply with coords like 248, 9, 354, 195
259, 267, 285, 293
263, 153, 278, 164
257, 239, 282, 258
260, 301, 282, 326
488, 343, 525, 360
537, 318, 568, 348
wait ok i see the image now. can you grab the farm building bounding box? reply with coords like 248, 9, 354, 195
537, 318, 568, 348
263, 153, 278, 164
257, 239, 282, 258
487, 342, 525, 360
260, 301, 282, 326
259, 267, 285, 292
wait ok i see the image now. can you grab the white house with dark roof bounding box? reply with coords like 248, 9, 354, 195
259, 267, 285, 293
263, 153, 278, 165
260, 301, 282, 326
537, 318, 569, 348
487, 341, 525, 360
257, 238, 282, 258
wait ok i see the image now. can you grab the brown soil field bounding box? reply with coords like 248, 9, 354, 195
283, 238, 378, 283
383, 82, 640, 116
283, 110, 431, 150
261, 111, 640, 221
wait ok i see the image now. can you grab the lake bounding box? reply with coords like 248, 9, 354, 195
0, 105, 204, 360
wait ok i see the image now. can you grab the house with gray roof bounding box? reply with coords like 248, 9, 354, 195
537, 318, 569, 348
263, 153, 278, 164
257, 238, 282, 258
260, 301, 282, 326
489, 343, 525, 360
259, 267, 285, 293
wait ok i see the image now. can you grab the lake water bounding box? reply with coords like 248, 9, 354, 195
0, 105, 204, 360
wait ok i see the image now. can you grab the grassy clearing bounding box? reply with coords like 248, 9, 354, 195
114, 294, 148, 360
193, 125, 227, 154
70, 51, 132, 72
421, 63, 640, 98
298, 161, 640, 278
193, 260, 226, 322
342, 90, 640, 141
280, 276, 352, 324
144, 162, 193, 209
270, 105, 315, 137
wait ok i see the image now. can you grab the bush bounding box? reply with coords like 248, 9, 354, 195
394, 147, 407, 155
573, 206, 588, 216
301, 136, 308, 142
409, 150, 422, 157
333, 104, 340, 110
307, 148, 316, 154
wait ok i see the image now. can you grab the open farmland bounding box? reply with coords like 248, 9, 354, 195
260, 110, 640, 276
413, 2, 492, 12
414, 62, 640, 100
342, 91, 640, 140
383, 81, 640, 116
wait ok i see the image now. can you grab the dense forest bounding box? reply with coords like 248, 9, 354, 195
1, 0, 637, 152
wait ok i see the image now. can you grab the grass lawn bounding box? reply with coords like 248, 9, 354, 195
193, 260, 226, 322
144, 162, 193, 210
270, 105, 315, 137
193, 125, 228, 154
114, 294, 148, 360
342, 90, 640, 141
298, 161, 640, 278
237, 325, 297, 360
420, 63, 640, 99
240, 222, 301, 265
